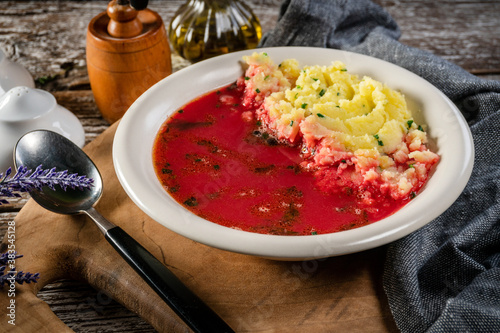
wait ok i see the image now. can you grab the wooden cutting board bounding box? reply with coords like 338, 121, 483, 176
0, 122, 398, 332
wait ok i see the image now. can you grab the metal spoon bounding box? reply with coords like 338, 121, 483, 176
14, 130, 234, 333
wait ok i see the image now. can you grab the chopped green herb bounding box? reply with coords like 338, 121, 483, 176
341, 159, 346, 163
264, 75, 269, 80
184, 197, 198, 207
408, 164, 414, 168
244, 76, 250, 80
296, 85, 302, 89
374, 134, 383, 146
216, 90, 221, 95
161, 168, 173, 174
278, 63, 282, 67
311, 231, 318, 235
317, 113, 325, 118
301, 103, 308, 109
312, 78, 318, 81
213, 165, 220, 170
263, 52, 268, 56
256, 120, 262, 126
294, 92, 299, 99
178, 109, 184, 113
336, 105, 340, 108
407, 120, 414, 128
337, 92, 340, 96
35, 74, 58, 85
319, 89, 326, 97
290, 120, 294, 127
418, 125, 424, 132
410, 192, 416, 199
340, 68, 347, 71
255, 88, 261, 93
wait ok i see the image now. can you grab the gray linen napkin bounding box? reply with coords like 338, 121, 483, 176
260, 1, 500, 332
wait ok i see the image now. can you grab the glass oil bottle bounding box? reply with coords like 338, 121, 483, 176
168, 0, 262, 62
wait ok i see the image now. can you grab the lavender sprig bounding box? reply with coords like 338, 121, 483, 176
0, 165, 94, 205
0, 252, 22, 265
0, 252, 40, 287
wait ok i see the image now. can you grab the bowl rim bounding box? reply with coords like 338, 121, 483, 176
113, 46, 474, 260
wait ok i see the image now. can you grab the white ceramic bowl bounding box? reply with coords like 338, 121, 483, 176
0, 86, 85, 172
113, 47, 474, 260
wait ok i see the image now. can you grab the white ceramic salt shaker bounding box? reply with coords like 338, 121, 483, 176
0, 49, 35, 96
0, 86, 85, 172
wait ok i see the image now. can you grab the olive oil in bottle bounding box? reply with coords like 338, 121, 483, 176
168, 0, 262, 62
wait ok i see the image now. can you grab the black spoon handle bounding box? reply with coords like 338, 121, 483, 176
105, 226, 234, 333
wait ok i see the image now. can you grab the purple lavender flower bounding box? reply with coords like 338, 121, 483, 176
0, 252, 22, 265
0, 165, 94, 205
0, 252, 40, 287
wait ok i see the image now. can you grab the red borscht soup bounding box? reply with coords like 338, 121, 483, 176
152, 83, 417, 236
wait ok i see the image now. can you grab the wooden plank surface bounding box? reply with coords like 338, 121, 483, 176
0, 1, 499, 332
379, 0, 500, 74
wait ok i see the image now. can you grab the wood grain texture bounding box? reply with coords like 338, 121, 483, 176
0, 0, 498, 332
375, 0, 500, 74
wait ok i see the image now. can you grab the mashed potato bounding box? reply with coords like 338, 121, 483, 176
239, 52, 439, 202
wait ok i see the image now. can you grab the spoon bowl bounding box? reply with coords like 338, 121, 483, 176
14, 130, 233, 333
14, 130, 101, 214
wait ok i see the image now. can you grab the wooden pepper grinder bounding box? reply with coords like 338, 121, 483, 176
86, 0, 172, 124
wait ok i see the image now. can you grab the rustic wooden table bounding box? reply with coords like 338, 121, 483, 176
1, 0, 499, 332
